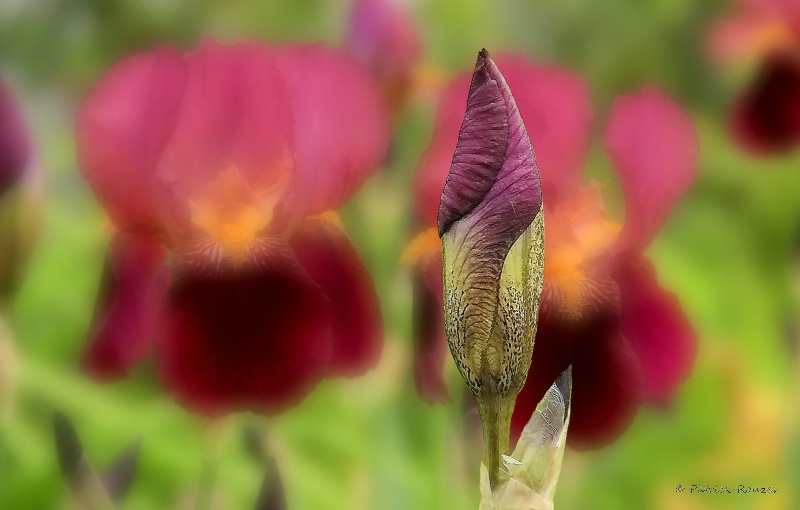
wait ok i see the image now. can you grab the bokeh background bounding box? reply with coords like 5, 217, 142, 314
1, 0, 799, 508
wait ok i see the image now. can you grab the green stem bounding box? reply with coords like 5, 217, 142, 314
478, 396, 512, 490
196, 459, 218, 510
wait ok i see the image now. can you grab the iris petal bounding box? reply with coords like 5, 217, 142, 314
604, 86, 699, 253
83, 233, 171, 380
155, 242, 332, 416
289, 221, 383, 377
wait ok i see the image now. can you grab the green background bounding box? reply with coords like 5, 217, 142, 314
0, 0, 798, 508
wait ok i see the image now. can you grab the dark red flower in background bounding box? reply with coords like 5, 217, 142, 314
78, 41, 388, 416
709, 0, 800, 153
408, 54, 699, 448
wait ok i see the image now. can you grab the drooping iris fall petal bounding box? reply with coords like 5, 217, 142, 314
289, 221, 382, 376
83, 233, 171, 380
513, 316, 644, 450
156, 244, 332, 416
604, 86, 699, 253
731, 53, 800, 153
616, 257, 697, 401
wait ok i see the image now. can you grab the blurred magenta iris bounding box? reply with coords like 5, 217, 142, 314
409, 54, 700, 448
347, 0, 422, 117
77, 40, 389, 416
709, 0, 800, 153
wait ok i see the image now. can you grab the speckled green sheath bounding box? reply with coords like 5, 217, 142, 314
442, 209, 544, 488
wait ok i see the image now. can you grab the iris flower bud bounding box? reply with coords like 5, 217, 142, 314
437, 49, 544, 487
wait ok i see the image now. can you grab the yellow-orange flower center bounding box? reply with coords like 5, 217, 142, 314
189, 156, 291, 266
751, 21, 794, 57
401, 227, 441, 267
544, 184, 621, 319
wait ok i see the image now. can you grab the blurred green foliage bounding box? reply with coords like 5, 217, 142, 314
0, 0, 798, 508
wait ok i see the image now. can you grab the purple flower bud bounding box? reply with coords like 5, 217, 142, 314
438, 49, 545, 487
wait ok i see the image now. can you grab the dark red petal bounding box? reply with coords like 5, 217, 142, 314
82, 233, 170, 380
77, 47, 187, 232
412, 255, 449, 403
274, 45, 390, 215
512, 316, 644, 450
732, 53, 800, 154
155, 248, 332, 416
616, 257, 697, 401
0, 80, 32, 195
604, 86, 698, 252
288, 223, 382, 377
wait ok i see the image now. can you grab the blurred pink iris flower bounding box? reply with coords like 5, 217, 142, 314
408, 54, 699, 448
346, 0, 422, 117
77, 40, 389, 416
709, 0, 800, 153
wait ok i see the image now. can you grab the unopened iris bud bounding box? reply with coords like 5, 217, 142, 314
437, 49, 544, 487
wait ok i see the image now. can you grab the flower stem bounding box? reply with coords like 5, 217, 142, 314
195, 460, 218, 510
478, 395, 512, 490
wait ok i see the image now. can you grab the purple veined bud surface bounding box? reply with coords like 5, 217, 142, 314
437, 49, 545, 488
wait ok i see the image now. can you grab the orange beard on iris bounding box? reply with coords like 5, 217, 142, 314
188, 154, 292, 268
542, 183, 621, 321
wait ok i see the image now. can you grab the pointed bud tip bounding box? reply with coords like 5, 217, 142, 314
555, 366, 572, 393
555, 366, 572, 423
